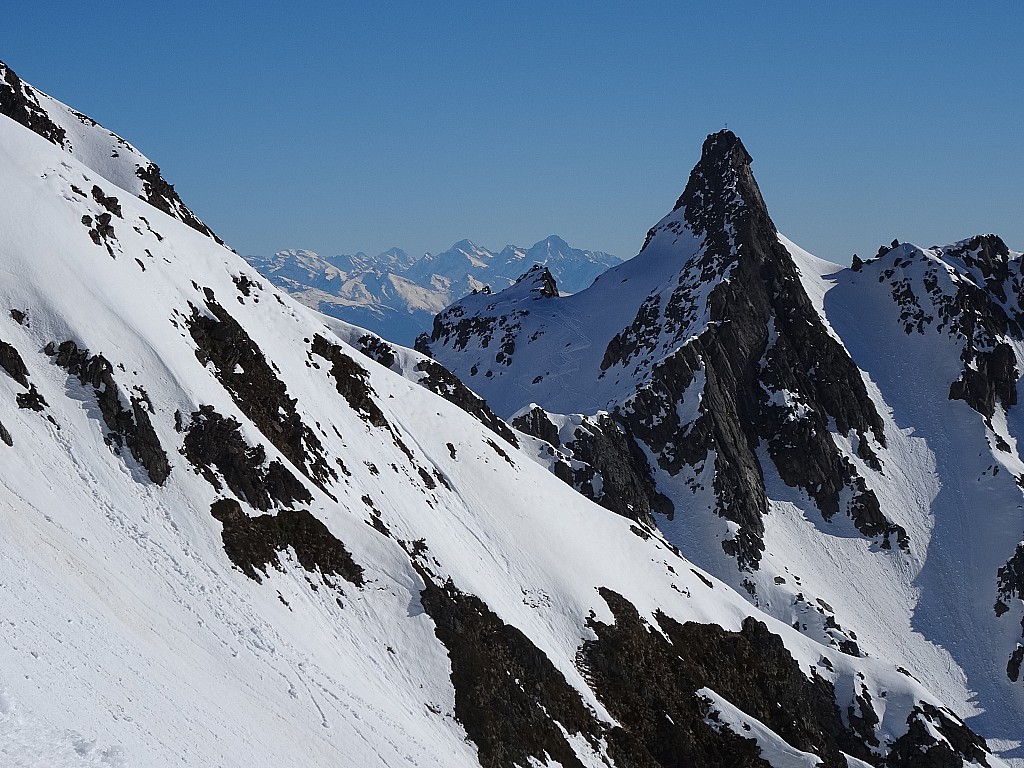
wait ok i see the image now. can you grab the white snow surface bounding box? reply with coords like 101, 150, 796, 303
0, 104, 1004, 765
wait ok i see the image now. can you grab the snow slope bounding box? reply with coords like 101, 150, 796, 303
0, 74, 1005, 767
0, 58, 220, 243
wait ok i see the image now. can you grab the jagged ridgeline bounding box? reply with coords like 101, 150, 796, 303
0, 56, 1017, 768
423, 129, 1024, 758
425, 131, 905, 568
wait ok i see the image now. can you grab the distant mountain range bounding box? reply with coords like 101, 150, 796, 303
244, 236, 621, 344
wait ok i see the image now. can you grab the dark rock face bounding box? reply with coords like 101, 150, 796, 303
512, 406, 671, 526
886, 703, 991, 768
417, 267, 559, 371
872, 235, 1022, 423
355, 334, 397, 370
421, 306, 528, 371
941, 236, 1021, 421
91, 185, 123, 218
581, 588, 872, 768
15, 384, 48, 411
310, 334, 389, 429
606, 132, 902, 567
528, 265, 560, 298
512, 405, 561, 448
188, 295, 336, 493
418, 572, 603, 768
210, 498, 363, 587
996, 542, 1024, 609
82, 212, 119, 258
0, 60, 67, 148
135, 162, 223, 243
0, 340, 30, 387
0, 420, 11, 446
421, 575, 985, 767
996, 542, 1024, 680
182, 406, 311, 511
1009, 645, 1024, 683
53, 340, 170, 484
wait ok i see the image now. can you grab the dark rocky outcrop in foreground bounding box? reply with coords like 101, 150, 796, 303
0, 339, 30, 387
581, 588, 872, 768
53, 340, 170, 484
419, 568, 988, 767
182, 406, 311, 510
188, 293, 336, 493
210, 498, 364, 588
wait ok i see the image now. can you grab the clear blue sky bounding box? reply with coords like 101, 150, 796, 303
6, 2, 1023, 263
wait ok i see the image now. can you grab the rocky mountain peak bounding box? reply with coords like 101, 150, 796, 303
674, 130, 761, 216
640, 129, 769, 256
516, 264, 559, 298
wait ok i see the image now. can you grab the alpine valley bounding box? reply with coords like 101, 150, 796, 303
0, 55, 1020, 768
244, 238, 621, 346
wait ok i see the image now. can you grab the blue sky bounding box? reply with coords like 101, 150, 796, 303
6, 2, 1023, 263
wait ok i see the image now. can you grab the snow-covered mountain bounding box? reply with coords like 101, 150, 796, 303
245, 236, 621, 345
0, 60, 223, 246
422, 130, 1024, 764
0, 56, 1011, 767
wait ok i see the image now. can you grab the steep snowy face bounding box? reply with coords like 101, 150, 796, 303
826, 236, 1024, 717
246, 238, 620, 345
0, 74, 1008, 767
0, 57, 221, 243
425, 131, 898, 569
423, 132, 1024, 761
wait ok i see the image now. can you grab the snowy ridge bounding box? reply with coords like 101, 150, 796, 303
0, 57, 220, 243
0, 77, 1003, 765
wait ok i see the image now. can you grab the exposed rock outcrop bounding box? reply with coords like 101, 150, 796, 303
182, 406, 310, 510
188, 294, 336, 493
512, 406, 669, 525
53, 340, 170, 484
210, 498, 364, 588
